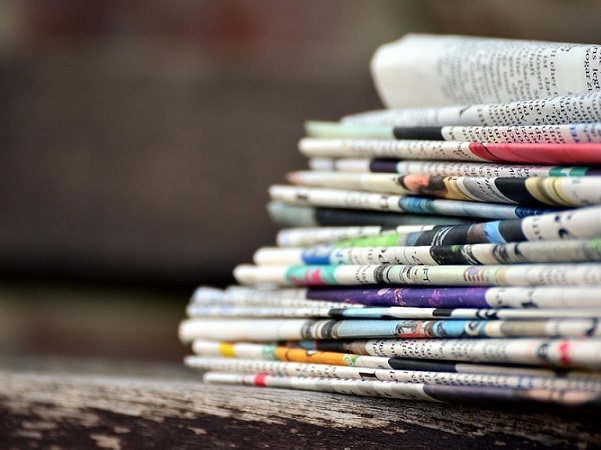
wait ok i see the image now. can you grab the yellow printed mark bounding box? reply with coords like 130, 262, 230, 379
218, 342, 236, 358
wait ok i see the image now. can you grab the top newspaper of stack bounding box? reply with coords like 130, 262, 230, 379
370, 34, 601, 108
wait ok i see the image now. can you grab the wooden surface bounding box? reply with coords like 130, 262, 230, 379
0, 358, 599, 449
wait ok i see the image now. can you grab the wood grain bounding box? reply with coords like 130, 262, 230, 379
0, 359, 599, 449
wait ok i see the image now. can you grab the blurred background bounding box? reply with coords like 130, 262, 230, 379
2, 0, 601, 364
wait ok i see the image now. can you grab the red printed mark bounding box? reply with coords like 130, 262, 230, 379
254, 373, 268, 387
558, 341, 571, 366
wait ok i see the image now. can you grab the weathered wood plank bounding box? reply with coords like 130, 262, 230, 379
0, 359, 599, 449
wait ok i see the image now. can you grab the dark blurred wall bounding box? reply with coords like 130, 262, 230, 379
1, 0, 601, 288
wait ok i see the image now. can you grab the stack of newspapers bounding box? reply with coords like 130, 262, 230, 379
180, 34, 601, 407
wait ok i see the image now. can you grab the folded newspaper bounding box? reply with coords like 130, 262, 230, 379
179, 34, 601, 408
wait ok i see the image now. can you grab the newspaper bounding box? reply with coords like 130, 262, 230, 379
299, 139, 601, 165
287, 171, 601, 206
307, 158, 600, 178
371, 34, 601, 107
178, 316, 601, 342
253, 238, 601, 266
233, 263, 601, 287
269, 185, 555, 219
190, 285, 601, 309
342, 92, 601, 127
